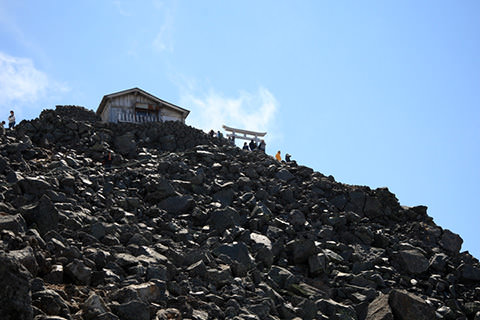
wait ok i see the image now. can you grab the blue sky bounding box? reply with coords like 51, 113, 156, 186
1, 1, 479, 258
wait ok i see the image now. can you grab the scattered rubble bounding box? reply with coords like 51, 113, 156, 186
0, 105, 478, 319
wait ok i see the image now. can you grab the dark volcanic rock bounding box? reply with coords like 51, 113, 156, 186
389, 289, 435, 320
0, 106, 477, 320
0, 251, 33, 320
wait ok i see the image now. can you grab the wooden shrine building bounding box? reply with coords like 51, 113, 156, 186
96, 87, 190, 124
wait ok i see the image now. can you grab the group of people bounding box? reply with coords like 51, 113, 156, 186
275, 150, 292, 162
208, 129, 295, 163
242, 139, 266, 152
1, 110, 15, 135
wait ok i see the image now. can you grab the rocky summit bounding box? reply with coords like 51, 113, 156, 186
0, 105, 479, 320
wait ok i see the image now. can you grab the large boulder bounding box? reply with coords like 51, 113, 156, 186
389, 289, 435, 320
0, 251, 33, 320
114, 132, 137, 156
393, 249, 429, 274
439, 229, 463, 254
20, 195, 59, 236
366, 293, 393, 320
158, 195, 194, 214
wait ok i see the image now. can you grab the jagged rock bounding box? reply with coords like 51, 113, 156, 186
20, 195, 59, 236
0, 213, 27, 234
0, 251, 33, 320
156, 308, 182, 320
114, 132, 137, 156
44, 264, 64, 284
213, 242, 254, 267
17, 176, 52, 196
309, 253, 327, 275
268, 265, 297, 289
429, 253, 448, 272
82, 293, 111, 319
388, 289, 435, 320
65, 259, 92, 285
459, 264, 480, 282
158, 195, 194, 214
31, 289, 71, 319
110, 300, 150, 320
9, 246, 39, 276
126, 282, 166, 303
364, 196, 383, 218
439, 229, 463, 254
393, 249, 429, 274
209, 206, 245, 232
366, 293, 393, 320
275, 168, 295, 182
287, 238, 316, 264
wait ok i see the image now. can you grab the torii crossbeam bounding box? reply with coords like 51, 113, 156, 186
222, 125, 266, 142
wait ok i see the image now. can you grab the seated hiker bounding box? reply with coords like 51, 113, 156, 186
243, 142, 249, 150
285, 153, 291, 162
275, 150, 281, 161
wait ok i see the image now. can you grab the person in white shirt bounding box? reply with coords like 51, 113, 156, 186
8, 110, 15, 129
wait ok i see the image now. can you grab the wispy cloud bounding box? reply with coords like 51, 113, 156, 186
178, 79, 279, 144
112, 0, 132, 17
152, 3, 174, 53
0, 51, 68, 107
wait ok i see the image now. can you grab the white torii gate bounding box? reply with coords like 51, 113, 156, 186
222, 125, 266, 143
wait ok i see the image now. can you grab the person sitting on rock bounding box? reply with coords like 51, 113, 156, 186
249, 139, 257, 151
1, 121, 5, 135
275, 150, 281, 161
243, 142, 249, 150
285, 153, 291, 162
103, 152, 113, 170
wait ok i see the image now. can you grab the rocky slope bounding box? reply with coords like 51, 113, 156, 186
0, 105, 479, 320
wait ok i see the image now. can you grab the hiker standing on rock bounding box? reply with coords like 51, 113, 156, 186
258, 140, 266, 153
8, 110, 15, 129
249, 139, 257, 151
1, 121, 5, 135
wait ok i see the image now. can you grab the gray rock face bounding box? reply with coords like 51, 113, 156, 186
110, 300, 149, 320
366, 293, 393, 320
0, 251, 33, 320
0, 214, 27, 234
440, 229, 463, 254
158, 195, 194, 214
114, 133, 137, 156
213, 242, 254, 267
389, 289, 435, 320
393, 249, 429, 274
0, 106, 477, 320
21, 195, 59, 235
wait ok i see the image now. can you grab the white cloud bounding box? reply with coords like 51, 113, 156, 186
112, 0, 132, 17
179, 84, 279, 145
152, 4, 174, 52
0, 51, 68, 106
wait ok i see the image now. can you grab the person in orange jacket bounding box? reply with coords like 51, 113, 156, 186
275, 150, 281, 161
